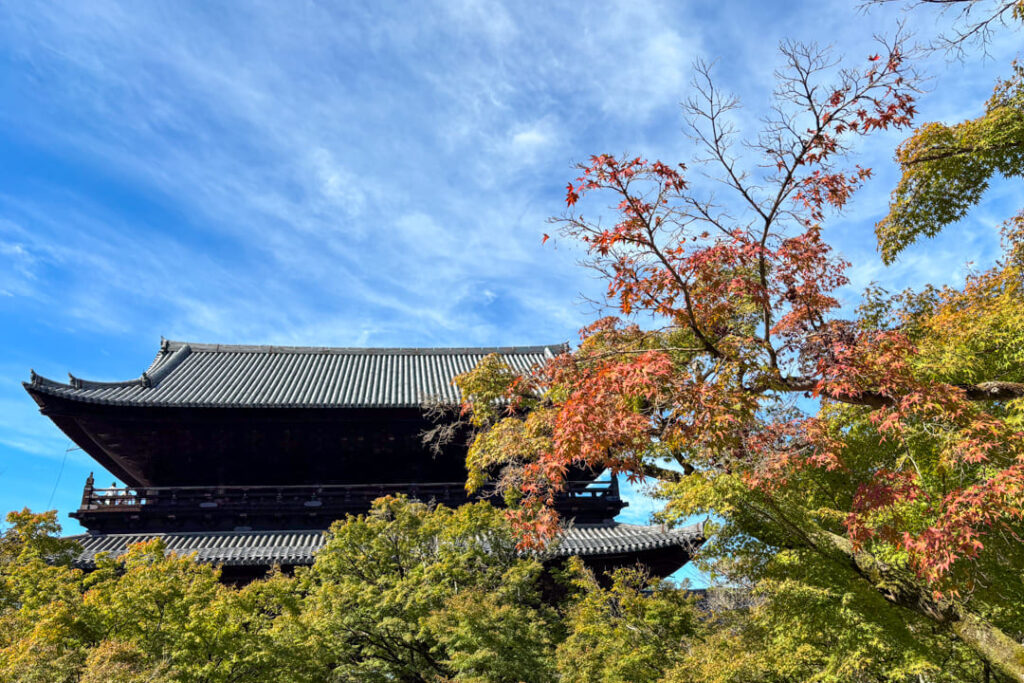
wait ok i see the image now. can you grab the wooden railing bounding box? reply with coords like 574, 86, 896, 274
77, 478, 620, 513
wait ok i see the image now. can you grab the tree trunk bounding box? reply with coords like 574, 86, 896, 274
817, 530, 1024, 683
953, 613, 1024, 683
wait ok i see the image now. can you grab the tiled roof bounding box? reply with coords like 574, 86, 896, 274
26, 340, 567, 408
556, 522, 704, 556
65, 522, 704, 569
67, 530, 324, 567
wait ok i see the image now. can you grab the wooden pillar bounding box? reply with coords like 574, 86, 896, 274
80, 472, 95, 509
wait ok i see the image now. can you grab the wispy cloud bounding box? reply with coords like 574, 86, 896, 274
0, 0, 1019, 550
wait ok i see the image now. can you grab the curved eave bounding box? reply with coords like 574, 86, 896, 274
23, 385, 146, 486
24, 339, 570, 409
64, 522, 706, 570
552, 521, 705, 557
24, 379, 462, 410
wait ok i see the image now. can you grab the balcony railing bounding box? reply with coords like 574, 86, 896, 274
75, 477, 621, 516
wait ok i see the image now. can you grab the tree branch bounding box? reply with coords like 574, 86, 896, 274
960, 381, 1024, 401
636, 461, 689, 483
905, 140, 1024, 165
815, 529, 1024, 682
772, 376, 1024, 408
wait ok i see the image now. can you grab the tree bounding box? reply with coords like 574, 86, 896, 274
0, 500, 568, 682
877, 61, 1024, 263
0, 510, 301, 682
554, 560, 701, 683
455, 14, 1024, 679
279, 496, 561, 682
868, 0, 1024, 55
0, 510, 93, 681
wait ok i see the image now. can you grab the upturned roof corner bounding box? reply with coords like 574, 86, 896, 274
25, 338, 569, 409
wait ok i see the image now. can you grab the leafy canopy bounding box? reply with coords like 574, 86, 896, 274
455, 10, 1024, 680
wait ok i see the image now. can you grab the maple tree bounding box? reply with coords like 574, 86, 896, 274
0, 501, 570, 682
870, 0, 1024, 54
1, 5, 1021, 682
286, 496, 561, 682
3, 502, 1007, 682
0, 509, 302, 682
553, 561, 702, 682
454, 15, 1024, 680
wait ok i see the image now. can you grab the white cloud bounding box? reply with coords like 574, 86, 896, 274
510, 119, 555, 152
0, 0, 1020, 538
309, 148, 368, 218
439, 0, 518, 46
598, 28, 692, 120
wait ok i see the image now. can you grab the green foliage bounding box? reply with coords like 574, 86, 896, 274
2, 496, 1017, 682
877, 61, 1024, 264
648, 381, 1024, 680
0, 512, 306, 682
426, 576, 559, 682
657, 466, 1002, 682
289, 496, 560, 682
0, 501, 563, 682
675, 577, 989, 683
555, 559, 700, 683
906, 217, 1024, 387
464, 408, 555, 495
454, 352, 536, 428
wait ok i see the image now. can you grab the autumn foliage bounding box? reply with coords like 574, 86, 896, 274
455, 21, 1024, 681
3, 3, 1023, 682
461, 40, 932, 552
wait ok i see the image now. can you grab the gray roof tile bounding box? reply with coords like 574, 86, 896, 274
28, 340, 568, 408
65, 522, 704, 568
556, 522, 704, 556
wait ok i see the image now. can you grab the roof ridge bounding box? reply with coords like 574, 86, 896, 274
164, 340, 570, 356
143, 343, 191, 387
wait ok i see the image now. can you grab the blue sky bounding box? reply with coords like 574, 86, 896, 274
0, 1, 1019, 585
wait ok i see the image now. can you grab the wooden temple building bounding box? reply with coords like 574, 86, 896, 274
25, 340, 703, 582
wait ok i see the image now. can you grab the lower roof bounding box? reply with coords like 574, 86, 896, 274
66, 522, 704, 568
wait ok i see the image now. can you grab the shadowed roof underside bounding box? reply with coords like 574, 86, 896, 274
26, 339, 568, 409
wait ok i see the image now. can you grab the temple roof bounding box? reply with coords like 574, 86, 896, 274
66, 522, 705, 568
26, 339, 567, 409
